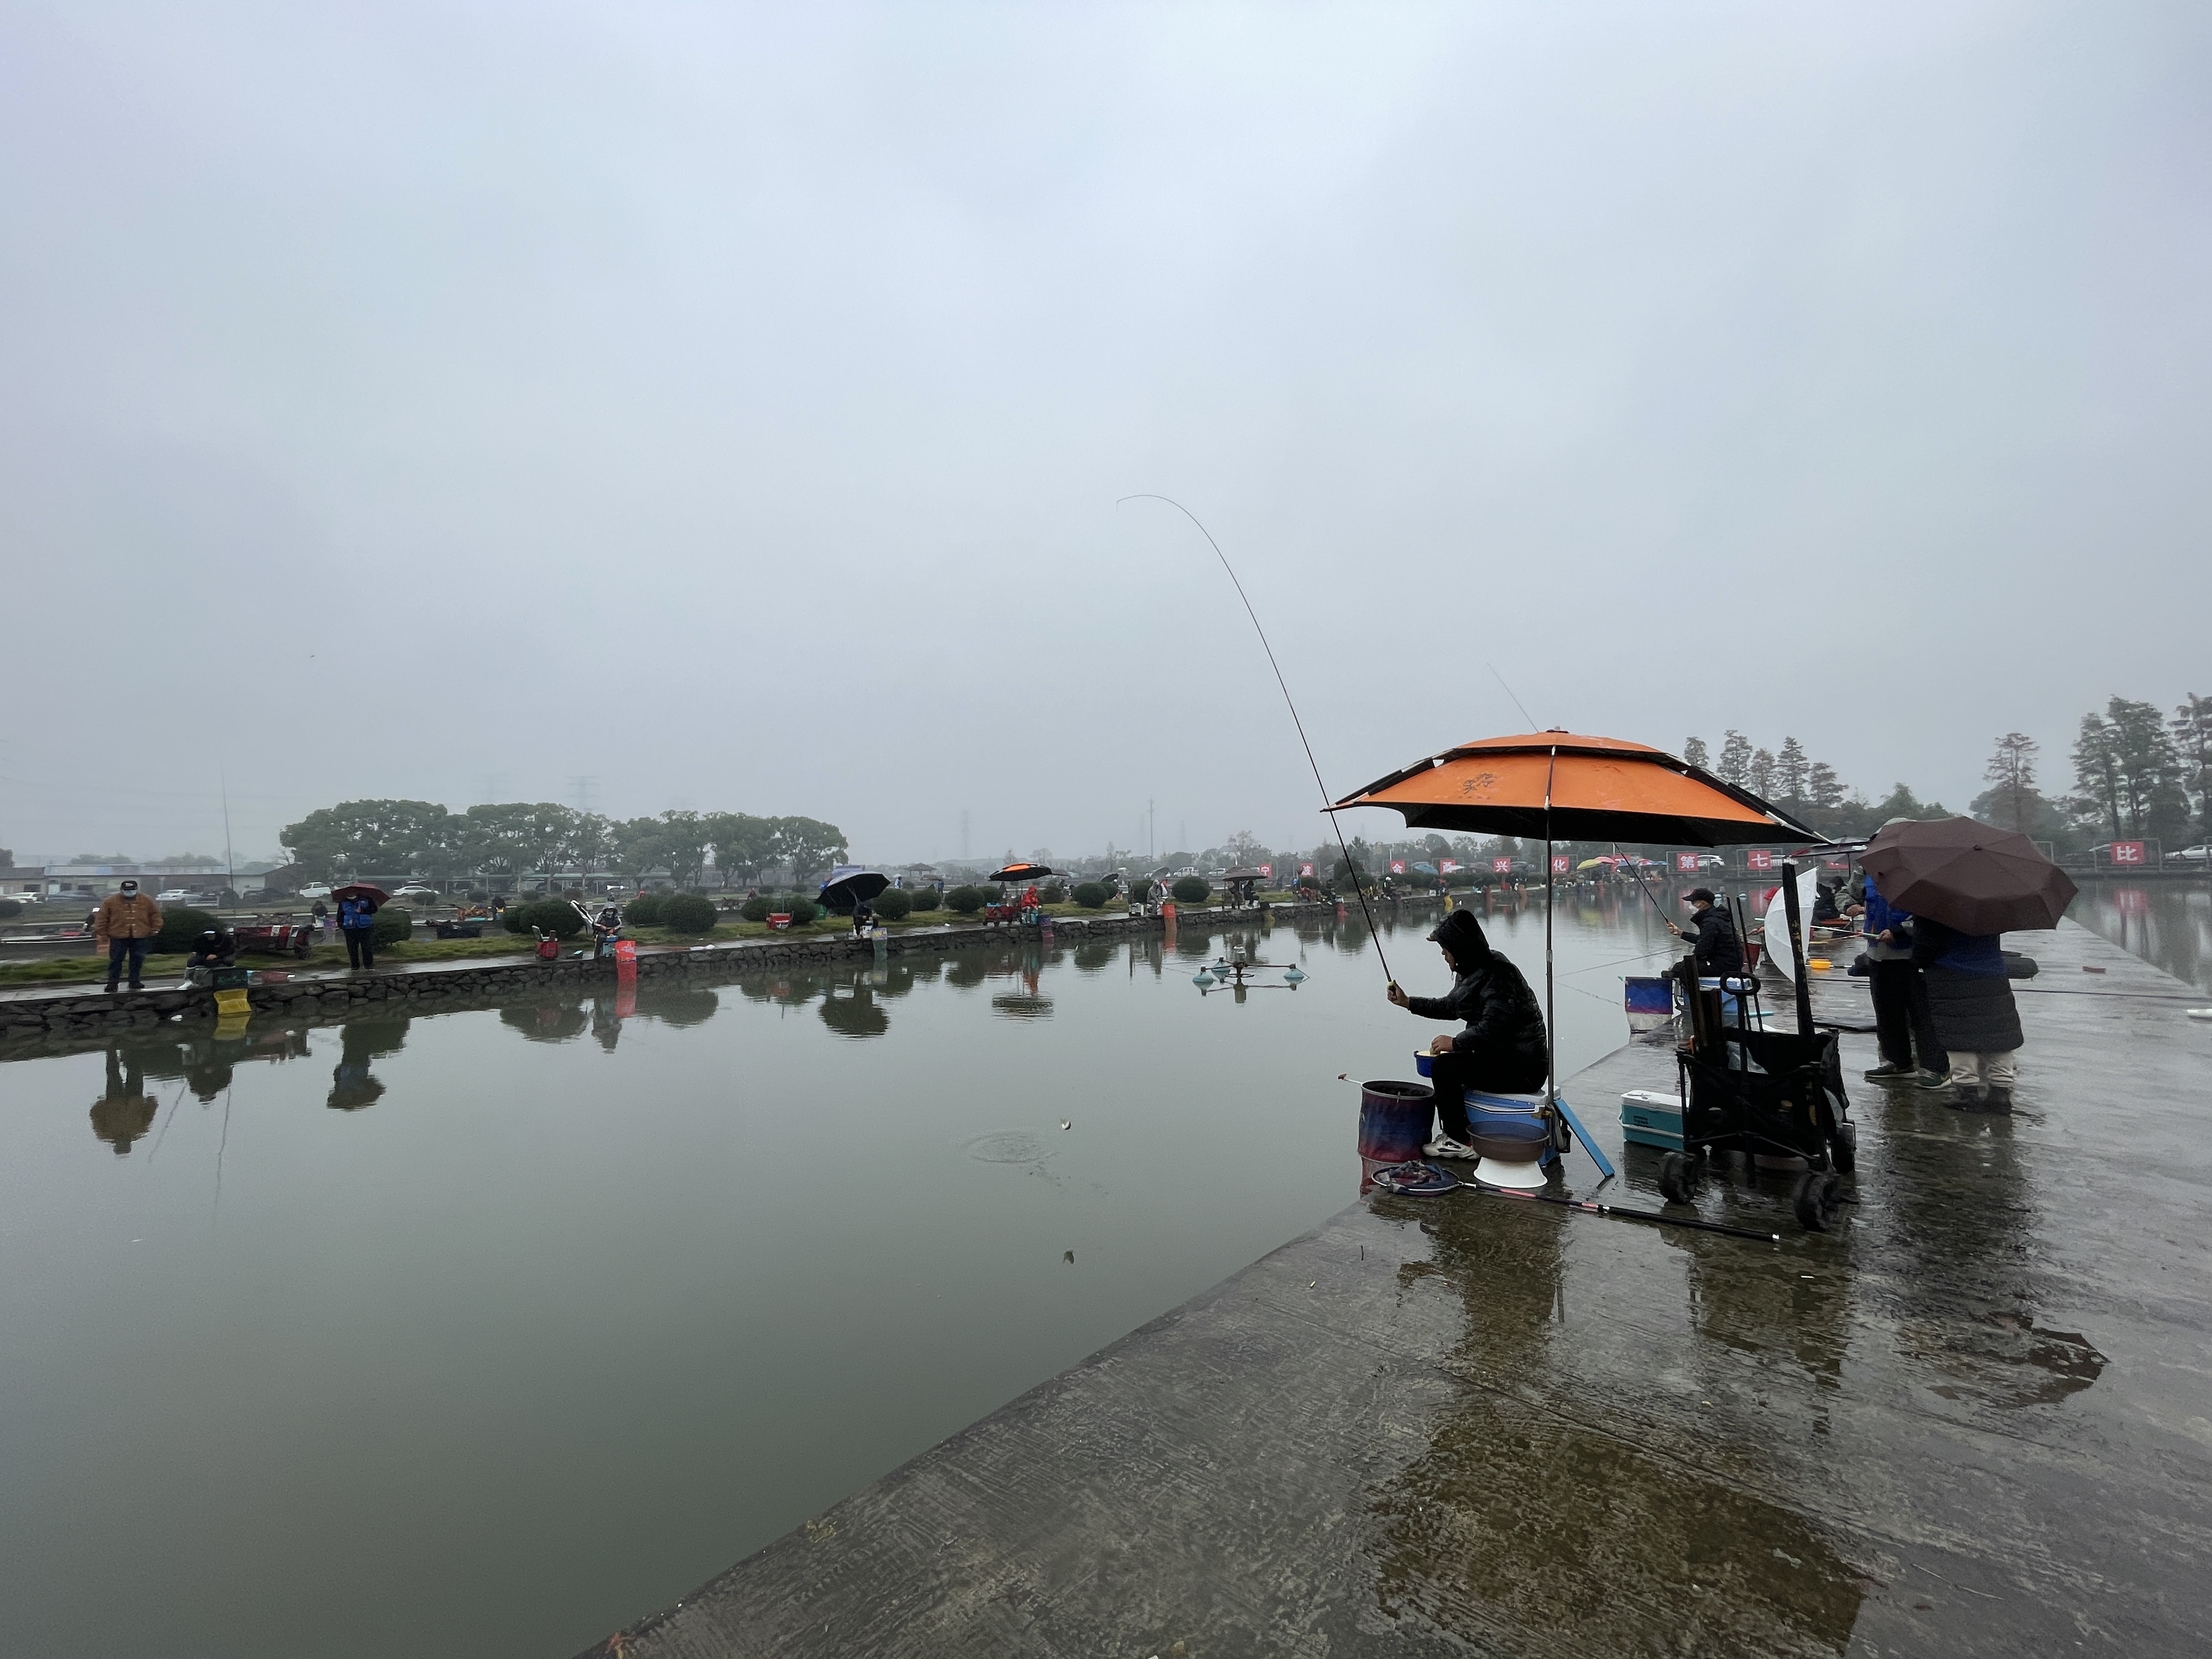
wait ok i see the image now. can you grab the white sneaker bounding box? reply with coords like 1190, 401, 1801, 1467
1423, 1135, 1479, 1160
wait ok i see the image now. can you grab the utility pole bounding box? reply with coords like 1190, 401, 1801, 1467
1148, 798, 1155, 860
221, 773, 235, 902
960, 808, 970, 862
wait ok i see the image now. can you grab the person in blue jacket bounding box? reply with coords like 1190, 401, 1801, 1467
1860, 873, 1947, 1087
337, 891, 380, 971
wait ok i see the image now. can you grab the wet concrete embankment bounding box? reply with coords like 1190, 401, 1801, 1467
584, 918, 2212, 1658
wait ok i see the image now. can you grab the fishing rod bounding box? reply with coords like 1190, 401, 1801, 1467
1613, 842, 1676, 929
1469, 1179, 1782, 1242
1118, 494, 1395, 988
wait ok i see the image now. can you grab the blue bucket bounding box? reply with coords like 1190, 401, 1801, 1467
1462, 1091, 1551, 1163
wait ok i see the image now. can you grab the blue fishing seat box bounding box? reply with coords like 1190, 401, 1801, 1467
1620, 1089, 1685, 1150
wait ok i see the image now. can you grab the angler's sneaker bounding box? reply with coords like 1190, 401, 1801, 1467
1422, 1135, 1480, 1161
1863, 1061, 1915, 1081
1914, 1070, 1953, 1091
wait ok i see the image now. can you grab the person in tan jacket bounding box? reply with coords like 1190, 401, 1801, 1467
94, 879, 163, 993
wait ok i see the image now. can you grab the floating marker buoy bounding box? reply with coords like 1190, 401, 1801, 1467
2188, 1009, 2212, 1021
1283, 966, 1307, 984
1193, 970, 1215, 988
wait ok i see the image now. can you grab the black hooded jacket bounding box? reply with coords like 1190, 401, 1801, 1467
1680, 904, 1744, 977
1406, 909, 1549, 1089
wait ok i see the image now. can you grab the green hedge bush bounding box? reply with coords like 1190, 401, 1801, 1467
907, 887, 940, 912
509, 898, 582, 940
1071, 882, 1109, 909
944, 885, 988, 915
0, 899, 22, 920
739, 896, 772, 923
783, 896, 819, 926
369, 907, 413, 946
152, 906, 222, 953
872, 888, 912, 921
1170, 876, 1211, 904
663, 893, 717, 933
625, 893, 667, 926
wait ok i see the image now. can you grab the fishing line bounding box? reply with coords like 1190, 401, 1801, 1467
145, 1078, 189, 1167
1118, 494, 1394, 987
1488, 663, 1539, 731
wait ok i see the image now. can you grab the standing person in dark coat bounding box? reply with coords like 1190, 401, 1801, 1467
1668, 888, 1744, 978
1911, 918, 2023, 1111
1860, 872, 1948, 1086
1386, 908, 1549, 1160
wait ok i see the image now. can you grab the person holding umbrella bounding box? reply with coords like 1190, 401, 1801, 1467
1910, 917, 2023, 1111
336, 884, 382, 971
1862, 817, 2074, 1115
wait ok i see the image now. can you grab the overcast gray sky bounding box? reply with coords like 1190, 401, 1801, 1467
4, 2, 2206, 866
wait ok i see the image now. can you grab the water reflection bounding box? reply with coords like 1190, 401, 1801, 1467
1872, 1096, 2105, 1409
820, 977, 890, 1039
501, 999, 590, 1045
1369, 1194, 1862, 1652
2071, 879, 2212, 991
328, 1018, 409, 1112
1665, 1217, 1852, 1404
87, 1029, 314, 1149
89, 1047, 159, 1154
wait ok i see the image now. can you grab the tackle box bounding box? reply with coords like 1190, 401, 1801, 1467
1619, 1089, 1685, 1151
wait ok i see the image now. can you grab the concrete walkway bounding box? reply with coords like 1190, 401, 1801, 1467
581, 919, 2212, 1658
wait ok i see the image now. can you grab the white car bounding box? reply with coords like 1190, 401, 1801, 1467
393, 883, 440, 899
156, 888, 194, 903
298, 883, 334, 900
2168, 845, 2210, 864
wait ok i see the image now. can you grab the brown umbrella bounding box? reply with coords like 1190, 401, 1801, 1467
1861, 818, 2076, 935
331, 883, 389, 905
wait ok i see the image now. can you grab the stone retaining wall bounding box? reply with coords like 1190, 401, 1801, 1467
0, 899, 1374, 1047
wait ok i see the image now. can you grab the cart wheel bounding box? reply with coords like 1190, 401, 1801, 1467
1658, 1151, 1698, 1205
1793, 1170, 1843, 1231
1831, 1121, 1857, 1176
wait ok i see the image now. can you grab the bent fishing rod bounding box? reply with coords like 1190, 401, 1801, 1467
1117, 494, 1395, 989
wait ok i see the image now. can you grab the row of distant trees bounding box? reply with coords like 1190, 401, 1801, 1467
1688, 691, 2210, 851
279, 801, 848, 887
1980, 694, 2211, 847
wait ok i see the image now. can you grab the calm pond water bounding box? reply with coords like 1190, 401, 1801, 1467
1, 893, 1679, 1659
2067, 878, 2212, 992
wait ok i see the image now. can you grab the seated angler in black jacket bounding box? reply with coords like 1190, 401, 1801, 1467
1387, 908, 1549, 1157
1670, 887, 1744, 977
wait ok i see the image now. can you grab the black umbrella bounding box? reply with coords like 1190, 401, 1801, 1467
989, 862, 1054, 883
1862, 818, 2077, 935
817, 866, 891, 912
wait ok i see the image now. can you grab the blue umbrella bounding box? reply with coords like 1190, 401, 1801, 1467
818, 866, 891, 912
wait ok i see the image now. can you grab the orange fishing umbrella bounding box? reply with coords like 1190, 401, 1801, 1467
1330, 731, 1822, 846
1331, 730, 1828, 1172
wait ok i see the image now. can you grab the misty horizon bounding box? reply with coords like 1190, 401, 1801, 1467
6, 4, 2207, 868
